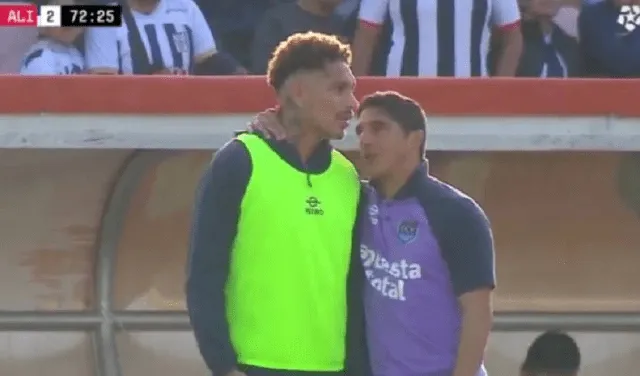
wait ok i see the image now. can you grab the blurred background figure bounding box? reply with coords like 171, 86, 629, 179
579, 0, 640, 77
196, 0, 294, 69
84, 0, 242, 75
20, 0, 84, 75
515, 0, 581, 77
250, 0, 347, 74
350, 0, 523, 77
0, 2, 37, 73
520, 330, 581, 376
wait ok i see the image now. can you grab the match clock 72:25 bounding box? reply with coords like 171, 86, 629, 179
60, 5, 122, 27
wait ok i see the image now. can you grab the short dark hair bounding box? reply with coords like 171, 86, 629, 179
358, 91, 427, 156
521, 331, 581, 373
267, 32, 352, 91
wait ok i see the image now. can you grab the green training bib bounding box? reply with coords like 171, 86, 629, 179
226, 134, 360, 371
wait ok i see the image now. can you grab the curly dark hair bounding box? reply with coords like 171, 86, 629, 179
266, 32, 352, 91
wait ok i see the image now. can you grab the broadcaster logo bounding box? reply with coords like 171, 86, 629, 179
617, 5, 640, 32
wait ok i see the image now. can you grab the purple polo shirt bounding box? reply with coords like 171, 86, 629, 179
360, 163, 495, 376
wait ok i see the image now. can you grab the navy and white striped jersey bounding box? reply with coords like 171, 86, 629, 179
20, 39, 84, 75
359, 0, 520, 77
84, 0, 216, 74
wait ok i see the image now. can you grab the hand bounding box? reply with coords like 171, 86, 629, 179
247, 108, 286, 140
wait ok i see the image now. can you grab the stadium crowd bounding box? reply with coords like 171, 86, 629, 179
0, 0, 638, 77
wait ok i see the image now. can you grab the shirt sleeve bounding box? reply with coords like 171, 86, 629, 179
84, 27, 120, 71
20, 51, 56, 75
186, 140, 251, 376
427, 194, 496, 296
358, 0, 390, 26
491, 0, 521, 29
189, 0, 217, 57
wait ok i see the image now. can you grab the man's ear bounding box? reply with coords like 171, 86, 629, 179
408, 129, 425, 150
283, 75, 306, 108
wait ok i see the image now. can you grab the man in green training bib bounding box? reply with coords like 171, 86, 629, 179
187, 32, 367, 376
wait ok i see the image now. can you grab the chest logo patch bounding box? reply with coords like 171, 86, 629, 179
397, 219, 419, 244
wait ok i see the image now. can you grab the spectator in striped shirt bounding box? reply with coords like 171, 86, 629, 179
351, 0, 523, 77
20, 0, 84, 75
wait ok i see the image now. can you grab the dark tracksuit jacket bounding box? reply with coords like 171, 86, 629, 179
579, 0, 640, 77
186, 135, 369, 376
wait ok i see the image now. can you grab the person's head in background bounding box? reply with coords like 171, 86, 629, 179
520, 330, 581, 376
297, 0, 343, 16
267, 32, 357, 147
38, 0, 83, 45
356, 91, 426, 195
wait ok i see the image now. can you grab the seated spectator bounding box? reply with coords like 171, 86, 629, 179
516, 0, 581, 77
196, 0, 295, 68
20, 0, 84, 75
520, 330, 580, 376
250, 0, 346, 74
84, 0, 243, 75
579, 0, 640, 77
351, 0, 523, 77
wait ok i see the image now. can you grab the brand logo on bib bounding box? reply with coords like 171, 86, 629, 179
305, 196, 324, 215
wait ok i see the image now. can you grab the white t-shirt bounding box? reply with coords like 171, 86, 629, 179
20, 39, 84, 75
84, 0, 216, 74
359, 0, 521, 77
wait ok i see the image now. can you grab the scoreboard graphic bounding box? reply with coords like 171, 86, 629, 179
0, 3, 122, 27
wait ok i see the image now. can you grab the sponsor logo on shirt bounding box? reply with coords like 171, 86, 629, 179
361, 244, 422, 301
305, 196, 324, 215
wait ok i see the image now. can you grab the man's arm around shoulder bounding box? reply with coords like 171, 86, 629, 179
186, 140, 251, 376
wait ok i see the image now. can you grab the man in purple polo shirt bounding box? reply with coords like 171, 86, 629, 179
356, 91, 495, 376
246, 89, 494, 376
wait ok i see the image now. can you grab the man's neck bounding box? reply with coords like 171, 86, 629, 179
280, 109, 323, 163
376, 159, 421, 199
129, 0, 160, 14
297, 0, 335, 16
